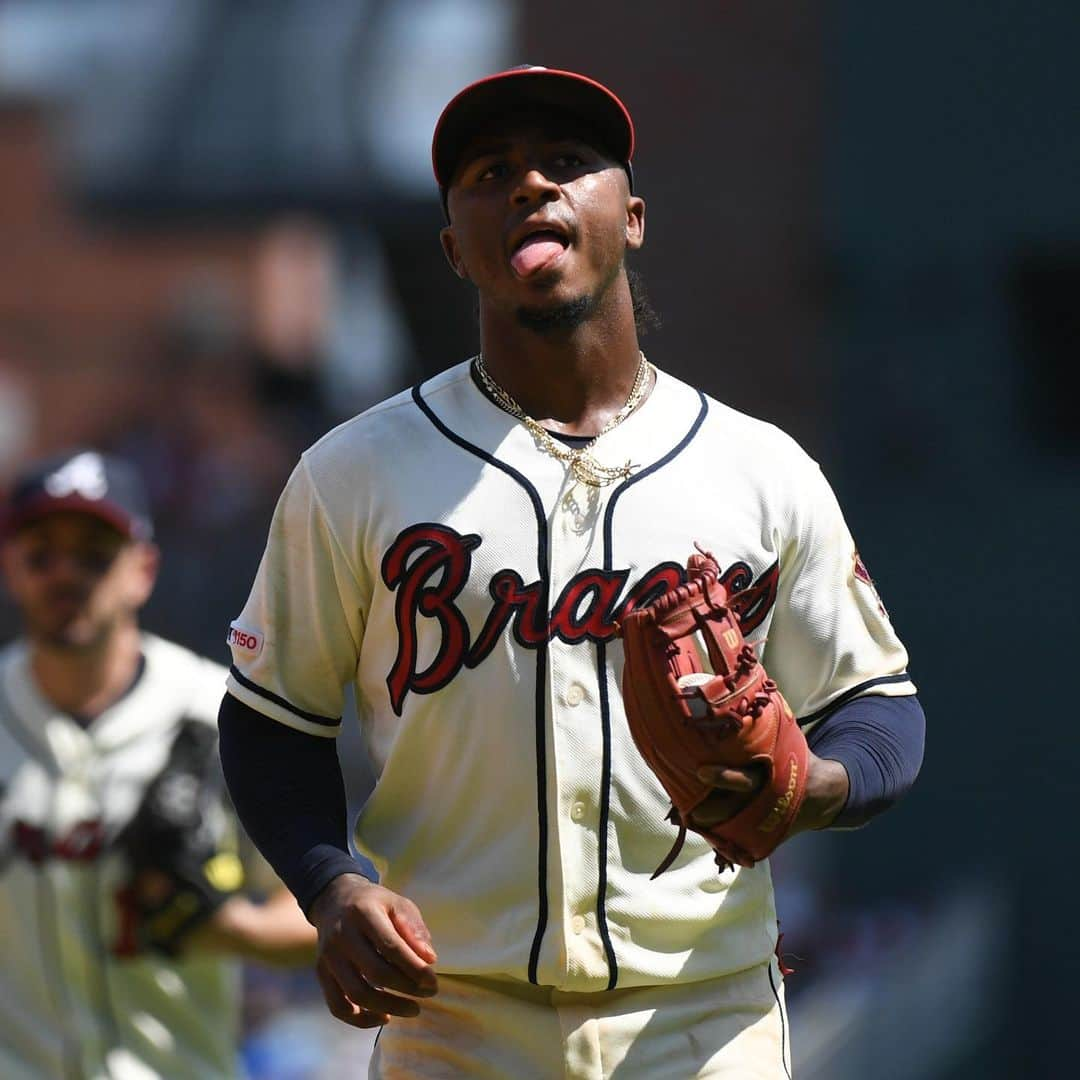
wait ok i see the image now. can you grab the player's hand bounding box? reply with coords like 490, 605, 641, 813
693, 753, 849, 835
690, 764, 765, 828
308, 873, 438, 1028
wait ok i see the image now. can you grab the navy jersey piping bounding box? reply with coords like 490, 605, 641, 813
411, 380, 553, 986
228, 666, 340, 729
768, 960, 793, 1079
595, 389, 709, 990
797, 673, 913, 727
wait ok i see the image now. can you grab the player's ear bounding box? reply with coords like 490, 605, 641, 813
126, 541, 161, 609
440, 226, 471, 281
625, 195, 645, 252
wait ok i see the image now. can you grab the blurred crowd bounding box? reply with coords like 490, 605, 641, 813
0, 212, 408, 657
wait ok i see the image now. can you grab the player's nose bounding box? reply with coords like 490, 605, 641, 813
511, 165, 560, 206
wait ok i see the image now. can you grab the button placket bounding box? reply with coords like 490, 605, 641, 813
546, 479, 611, 982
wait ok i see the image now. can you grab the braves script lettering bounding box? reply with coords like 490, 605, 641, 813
381, 524, 778, 714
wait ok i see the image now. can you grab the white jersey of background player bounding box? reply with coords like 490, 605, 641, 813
225, 68, 921, 1077
0, 636, 239, 1080
0, 450, 315, 1080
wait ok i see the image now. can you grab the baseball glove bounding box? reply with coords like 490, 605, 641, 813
114, 719, 244, 956
620, 548, 809, 876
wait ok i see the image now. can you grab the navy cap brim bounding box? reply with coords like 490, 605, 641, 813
432, 66, 635, 191
0, 493, 149, 542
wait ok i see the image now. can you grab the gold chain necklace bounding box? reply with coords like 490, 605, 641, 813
474, 352, 652, 487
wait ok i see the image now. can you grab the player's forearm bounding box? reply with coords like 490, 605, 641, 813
190, 890, 317, 966
217, 693, 372, 916
792, 754, 850, 833
805, 693, 925, 828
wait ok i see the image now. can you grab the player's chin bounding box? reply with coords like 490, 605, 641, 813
36, 615, 106, 651
514, 292, 594, 334
512, 274, 597, 329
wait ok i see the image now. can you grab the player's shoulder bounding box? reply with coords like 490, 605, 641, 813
140, 633, 228, 729
301, 361, 472, 472
657, 367, 820, 473
287, 360, 475, 515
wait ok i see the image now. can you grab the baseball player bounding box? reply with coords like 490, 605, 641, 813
0, 450, 316, 1080
219, 67, 925, 1078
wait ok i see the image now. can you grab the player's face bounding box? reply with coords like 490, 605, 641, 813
0, 514, 159, 651
441, 120, 645, 329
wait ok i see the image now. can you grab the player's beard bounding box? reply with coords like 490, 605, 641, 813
514, 294, 593, 334
514, 257, 624, 336
24, 595, 122, 653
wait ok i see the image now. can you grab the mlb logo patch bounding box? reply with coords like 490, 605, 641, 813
227, 623, 263, 657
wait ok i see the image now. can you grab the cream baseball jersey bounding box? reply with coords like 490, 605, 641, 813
227, 360, 915, 993
0, 635, 241, 1080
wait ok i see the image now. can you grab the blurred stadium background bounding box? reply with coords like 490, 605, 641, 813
0, 2, 1076, 1077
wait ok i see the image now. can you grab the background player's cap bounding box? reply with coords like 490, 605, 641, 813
1, 450, 154, 542
432, 65, 635, 197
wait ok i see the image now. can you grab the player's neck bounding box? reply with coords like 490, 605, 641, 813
478, 296, 644, 436
29, 621, 144, 724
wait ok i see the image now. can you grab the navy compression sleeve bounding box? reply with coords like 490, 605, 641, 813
217, 693, 373, 916
805, 693, 925, 828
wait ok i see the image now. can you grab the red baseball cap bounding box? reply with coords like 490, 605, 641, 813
431, 65, 635, 195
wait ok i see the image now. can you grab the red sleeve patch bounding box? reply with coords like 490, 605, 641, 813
853, 551, 874, 586
227, 622, 264, 657
853, 551, 888, 618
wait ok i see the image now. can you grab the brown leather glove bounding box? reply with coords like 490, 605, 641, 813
620, 548, 809, 875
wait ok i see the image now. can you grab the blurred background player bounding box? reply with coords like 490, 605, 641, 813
0, 449, 316, 1080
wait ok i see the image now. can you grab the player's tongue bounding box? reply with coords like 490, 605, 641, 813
511, 233, 565, 276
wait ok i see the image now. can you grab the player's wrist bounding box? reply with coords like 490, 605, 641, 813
798, 753, 850, 832
307, 872, 375, 926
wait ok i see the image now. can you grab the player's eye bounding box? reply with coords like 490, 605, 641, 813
22, 548, 51, 573
474, 160, 509, 182
23, 546, 122, 575
81, 548, 122, 574
553, 152, 585, 168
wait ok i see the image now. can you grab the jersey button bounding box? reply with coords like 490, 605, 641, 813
571, 801, 586, 822
566, 683, 585, 706
570, 915, 586, 935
